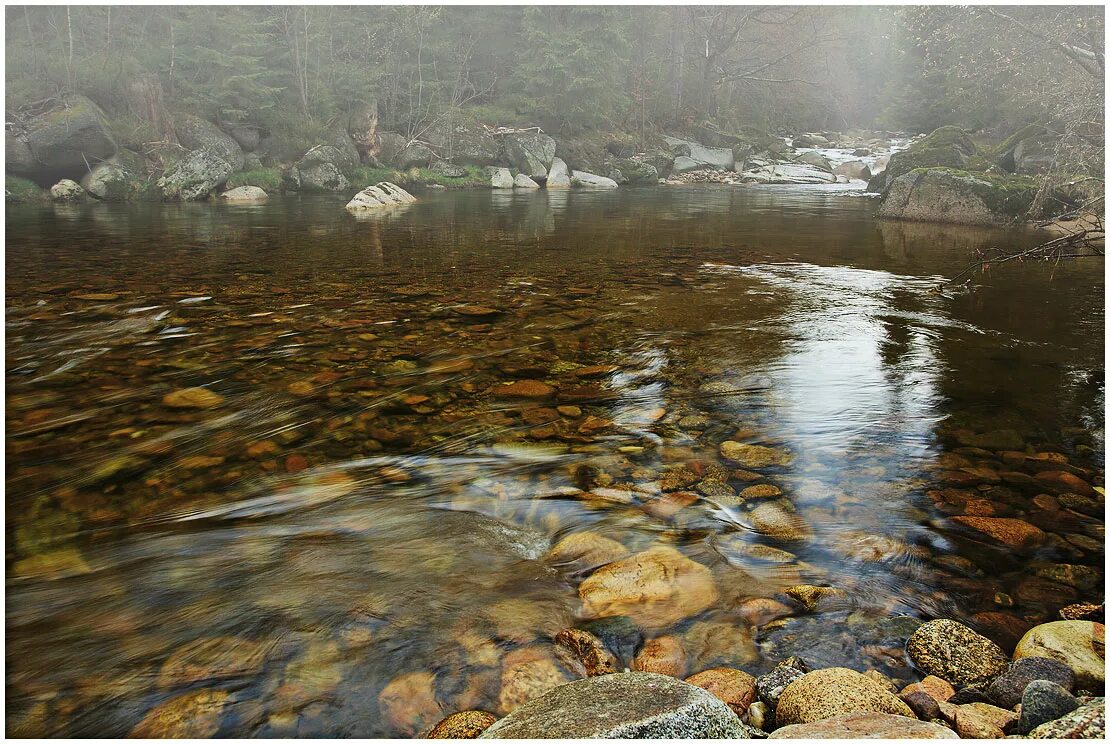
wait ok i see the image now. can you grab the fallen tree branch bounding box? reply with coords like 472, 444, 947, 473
944, 212, 1105, 286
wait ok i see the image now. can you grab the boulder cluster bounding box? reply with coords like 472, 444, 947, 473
406, 613, 1105, 739
869, 124, 1097, 226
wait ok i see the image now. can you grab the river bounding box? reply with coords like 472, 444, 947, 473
5, 185, 1104, 736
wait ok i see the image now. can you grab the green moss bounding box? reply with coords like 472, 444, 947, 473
881, 126, 980, 187
350, 163, 488, 190
913, 167, 1039, 218
994, 123, 1047, 158
226, 167, 283, 191
350, 166, 404, 189
410, 164, 488, 188
916, 125, 976, 154
5, 175, 47, 203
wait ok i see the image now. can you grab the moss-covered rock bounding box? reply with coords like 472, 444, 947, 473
5, 174, 47, 203
877, 167, 1039, 226
14, 95, 117, 178
869, 126, 977, 193
172, 113, 244, 171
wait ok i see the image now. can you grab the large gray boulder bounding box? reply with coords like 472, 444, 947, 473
374, 132, 407, 166
6, 131, 37, 173
514, 173, 540, 189
345, 182, 415, 211
173, 114, 244, 171
80, 149, 147, 201
291, 145, 351, 192
81, 164, 138, 201
9, 95, 117, 177
50, 179, 85, 202
834, 160, 872, 181
157, 149, 233, 201
1013, 138, 1055, 175
572, 170, 619, 189
480, 672, 753, 738
612, 158, 659, 183
426, 115, 503, 166
225, 123, 262, 152
546, 157, 571, 189
662, 136, 735, 171
504, 132, 556, 179
488, 167, 514, 189
795, 151, 832, 171
328, 129, 361, 173
396, 142, 436, 169
741, 163, 837, 184
877, 168, 1037, 226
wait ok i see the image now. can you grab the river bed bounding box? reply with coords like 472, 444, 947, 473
6, 186, 1104, 736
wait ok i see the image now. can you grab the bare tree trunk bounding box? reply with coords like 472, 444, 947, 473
65, 6, 74, 92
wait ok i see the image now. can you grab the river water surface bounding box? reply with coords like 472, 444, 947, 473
6, 186, 1105, 736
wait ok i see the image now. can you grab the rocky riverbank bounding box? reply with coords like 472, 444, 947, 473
418, 611, 1105, 739
7, 94, 1099, 230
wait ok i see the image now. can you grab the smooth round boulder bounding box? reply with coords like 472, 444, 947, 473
577, 546, 718, 630
986, 656, 1075, 709
1027, 697, 1105, 739
479, 672, 752, 738
633, 635, 687, 678
768, 711, 958, 739
684, 667, 757, 717
775, 667, 917, 726
220, 185, 267, 201
906, 619, 1009, 686
129, 689, 229, 737
1017, 680, 1079, 734
50, 178, 84, 201
1014, 621, 1105, 690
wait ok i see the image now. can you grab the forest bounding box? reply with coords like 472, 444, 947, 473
5, 6, 1103, 155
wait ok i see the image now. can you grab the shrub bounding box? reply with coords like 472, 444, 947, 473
225, 168, 283, 191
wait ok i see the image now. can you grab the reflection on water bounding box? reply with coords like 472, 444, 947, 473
6, 188, 1104, 736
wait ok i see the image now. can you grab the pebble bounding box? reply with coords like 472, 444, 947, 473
785, 585, 845, 612
684, 668, 757, 717
498, 645, 572, 714
493, 380, 556, 398
756, 656, 808, 707
906, 619, 1009, 686
719, 441, 792, 469
986, 656, 1075, 709
1017, 679, 1079, 734
900, 675, 955, 703
632, 635, 688, 678
130, 689, 229, 737
775, 667, 917, 725
578, 546, 718, 630
553, 628, 618, 677
162, 387, 225, 409
379, 670, 444, 735
427, 710, 498, 738
544, 532, 629, 574
949, 516, 1046, 550
900, 690, 941, 720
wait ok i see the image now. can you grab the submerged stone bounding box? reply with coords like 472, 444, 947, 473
578, 546, 718, 630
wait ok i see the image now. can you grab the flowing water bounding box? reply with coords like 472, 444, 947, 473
6, 186, 1105, 736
